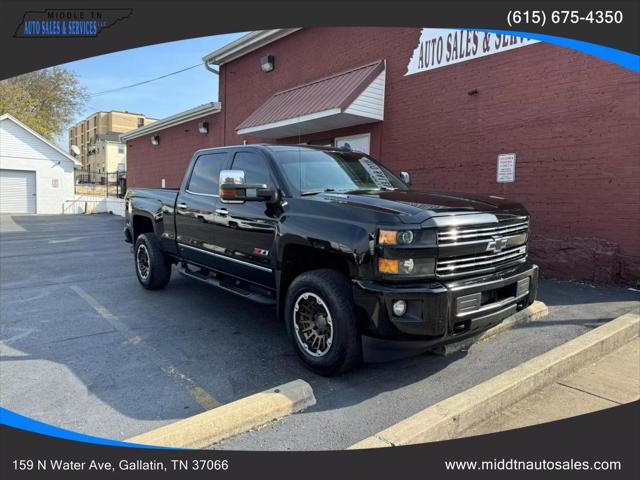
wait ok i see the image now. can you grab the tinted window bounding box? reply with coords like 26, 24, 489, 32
188, 153, 226, 194
275, 149, 407, 195
231, 152, 270, 185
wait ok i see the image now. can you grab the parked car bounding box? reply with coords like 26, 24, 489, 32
124, 145, 538, 375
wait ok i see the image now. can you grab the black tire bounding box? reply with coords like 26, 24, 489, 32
285, 269, 362, 376
134, 233, 171, 290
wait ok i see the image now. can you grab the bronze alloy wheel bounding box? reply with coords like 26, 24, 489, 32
293, 292, 334, 357
136, 243, 151, 281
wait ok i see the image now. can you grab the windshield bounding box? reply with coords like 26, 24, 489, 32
274, 148, 408, 196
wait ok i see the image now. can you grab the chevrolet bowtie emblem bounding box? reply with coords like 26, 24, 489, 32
486, 236, 508, 253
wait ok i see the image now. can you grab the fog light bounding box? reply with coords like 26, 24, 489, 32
399, 258, 415, 274
392, 300, 407, 317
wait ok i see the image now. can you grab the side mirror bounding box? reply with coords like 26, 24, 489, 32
400, 171, 411, 186
219, 170, 276, 203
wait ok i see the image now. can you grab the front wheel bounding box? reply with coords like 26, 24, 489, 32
285, 269, 362, 376
134, 233, 172, 290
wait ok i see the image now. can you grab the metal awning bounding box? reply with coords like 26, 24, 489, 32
236, 60, 385, 139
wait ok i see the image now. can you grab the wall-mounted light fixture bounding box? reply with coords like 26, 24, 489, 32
261, 55, 275, 73
151, 135, 160, 145
198, 121, 209, 134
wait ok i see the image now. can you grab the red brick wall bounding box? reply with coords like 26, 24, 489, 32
126, 113, 223, 188
128, 27, 640, 283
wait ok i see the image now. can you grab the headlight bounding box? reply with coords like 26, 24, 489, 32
378, 229, 415, 245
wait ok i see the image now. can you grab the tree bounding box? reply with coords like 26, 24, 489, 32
0, 67, 88, 141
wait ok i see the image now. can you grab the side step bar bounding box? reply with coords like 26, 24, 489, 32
177, 264, 276, 305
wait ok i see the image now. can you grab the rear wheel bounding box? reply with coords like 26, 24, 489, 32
285, 269, 361, 375
134, 233, 171, 290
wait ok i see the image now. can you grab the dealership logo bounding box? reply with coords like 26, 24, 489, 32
486, 236, 508, 253
14, 8, 132, 38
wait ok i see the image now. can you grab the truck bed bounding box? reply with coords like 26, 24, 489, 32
128, 187, 179, 206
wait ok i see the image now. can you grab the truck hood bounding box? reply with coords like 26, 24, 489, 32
314, 190, 526, 223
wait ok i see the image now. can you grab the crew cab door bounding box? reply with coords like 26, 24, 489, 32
210, 149, 278, 288
175, 151, 229, 267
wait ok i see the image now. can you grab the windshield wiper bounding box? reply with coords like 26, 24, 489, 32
301, 186, 397, 196
343, 187, 397, 194
300, 188, 336, 196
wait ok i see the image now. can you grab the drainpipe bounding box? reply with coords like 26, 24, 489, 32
203, 59, 225, 144
204, 60, 219, 75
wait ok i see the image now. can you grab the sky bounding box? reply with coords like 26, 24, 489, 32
57, 32, 245, 147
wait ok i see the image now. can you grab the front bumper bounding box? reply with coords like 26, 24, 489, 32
352, 262, 539, 345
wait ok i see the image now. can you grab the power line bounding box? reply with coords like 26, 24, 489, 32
89, 63, 203, 97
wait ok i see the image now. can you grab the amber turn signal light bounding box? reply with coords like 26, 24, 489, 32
219, 188, 237, 197
378, 230, 398, 245
378, 258, 399, 274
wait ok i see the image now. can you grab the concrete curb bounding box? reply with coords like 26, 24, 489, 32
127, 379, 316, 449
430, 301, 549, 356
349, 311, 639, 449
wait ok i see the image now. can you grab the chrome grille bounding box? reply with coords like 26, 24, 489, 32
437, 245, 527, 277
438, 221, 528, 245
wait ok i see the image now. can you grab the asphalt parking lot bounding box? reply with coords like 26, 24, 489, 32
1, 213, 638, 449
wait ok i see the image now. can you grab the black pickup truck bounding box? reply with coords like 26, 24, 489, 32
124, 144, 538, 375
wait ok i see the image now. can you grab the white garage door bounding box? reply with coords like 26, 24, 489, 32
0, 169, 36, 214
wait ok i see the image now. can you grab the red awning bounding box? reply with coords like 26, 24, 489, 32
236, 60, 386, 138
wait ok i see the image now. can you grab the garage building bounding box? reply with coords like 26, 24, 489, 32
123, 28, 640, 284
1, 114, 79, 214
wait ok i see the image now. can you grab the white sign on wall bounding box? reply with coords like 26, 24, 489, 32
497, 153, 517, 183
407, 29, 539, 75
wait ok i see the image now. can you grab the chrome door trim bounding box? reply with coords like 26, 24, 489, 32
185, 189, 219, 198
178, 243, 273, 273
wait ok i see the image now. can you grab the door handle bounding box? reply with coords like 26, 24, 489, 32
215, 208, 229, 216
177, 202, 188, 209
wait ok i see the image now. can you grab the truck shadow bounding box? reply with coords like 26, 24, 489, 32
119, 274, 468, 412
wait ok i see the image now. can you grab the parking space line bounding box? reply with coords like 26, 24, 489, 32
161, 366, 222, 411
48, 236, 88, 244
70, 285, 221, 411
71, 285, 117, 321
